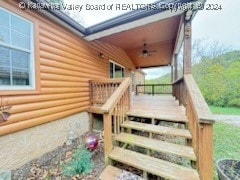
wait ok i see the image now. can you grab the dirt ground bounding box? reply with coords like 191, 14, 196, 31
12, 132, 105, 180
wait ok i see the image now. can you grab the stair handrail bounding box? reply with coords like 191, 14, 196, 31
183, 74, 215, 180
184, 74, 214, 122
101, 77, 131, 164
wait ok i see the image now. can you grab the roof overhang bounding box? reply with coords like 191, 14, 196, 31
86, 7, 185, 68
26, 0, 205, 68
84, 0, 201, 36
82, 0, 205, 68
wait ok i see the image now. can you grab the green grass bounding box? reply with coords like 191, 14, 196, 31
213, 122, 240, 179
210, 106, 240, 115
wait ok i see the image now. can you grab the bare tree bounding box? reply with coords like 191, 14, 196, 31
65, 10, 87, 26
192, 38, 232, 64
46, 0, 86, 26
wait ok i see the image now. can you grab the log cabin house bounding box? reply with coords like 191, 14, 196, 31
0, 0, 214, 179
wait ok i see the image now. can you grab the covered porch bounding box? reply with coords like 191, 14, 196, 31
86, 0, 214, 179
88, 74, 214, 179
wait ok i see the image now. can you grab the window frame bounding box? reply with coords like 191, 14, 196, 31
0, 7, 35, 91
109, 60, 125, 78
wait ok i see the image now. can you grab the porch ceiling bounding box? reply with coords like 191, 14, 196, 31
97, 15, 181, 68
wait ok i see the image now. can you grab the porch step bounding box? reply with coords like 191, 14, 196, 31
99, 165, 143, 180
115, 133, 196, 161
121, 121, 192, 139
126, 111, 188, 123
109, 147, 200, 179
99, 165, 122, 180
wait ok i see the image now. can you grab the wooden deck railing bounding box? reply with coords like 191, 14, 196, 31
136, 84, 172, 95
101, 77, 131, 163
89, 78, 123, 105
173, 74, 214, 180
172, 77, 185, 105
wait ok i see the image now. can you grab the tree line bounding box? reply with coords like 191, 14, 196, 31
146, 39, 240, 108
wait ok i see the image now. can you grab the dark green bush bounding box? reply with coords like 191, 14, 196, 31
62, 146, 93, 176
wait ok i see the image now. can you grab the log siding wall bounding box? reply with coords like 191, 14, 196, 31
0, 1, 135, 136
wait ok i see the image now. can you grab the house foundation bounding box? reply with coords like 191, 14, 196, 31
0, 112, 89, 170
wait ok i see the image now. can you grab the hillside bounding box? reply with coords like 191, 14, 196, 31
146, 50, 240, 107
146, 73, 171, 84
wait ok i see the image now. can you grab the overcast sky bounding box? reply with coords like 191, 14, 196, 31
66, 0, 240, 79
193, 0, 240, 50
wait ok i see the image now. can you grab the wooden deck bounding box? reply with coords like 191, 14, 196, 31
130, 95, 186, 117
89, 95, 186, 118
90, 83, 213, 179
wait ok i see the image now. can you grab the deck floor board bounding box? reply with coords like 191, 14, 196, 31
89, 95, 186, 117
130, 95, 186, 116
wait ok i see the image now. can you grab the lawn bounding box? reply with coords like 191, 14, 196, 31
213, 122, 240, 179
210, 106, 240, 115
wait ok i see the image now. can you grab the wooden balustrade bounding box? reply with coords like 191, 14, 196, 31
173, 74, 214, 180
101, 77, 131, 164
136, 84, 172, 95
89, 78, 124, 105
172, 77, 186, 105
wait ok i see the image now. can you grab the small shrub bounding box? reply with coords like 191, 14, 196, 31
62, 146, 93, 176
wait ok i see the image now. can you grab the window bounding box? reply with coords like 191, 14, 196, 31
0, 7, 34, 90
109, 61, 125, 78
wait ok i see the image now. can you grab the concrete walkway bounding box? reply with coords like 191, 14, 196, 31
213, 115, 240, 127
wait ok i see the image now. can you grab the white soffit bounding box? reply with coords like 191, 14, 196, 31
84, 8, 185, 41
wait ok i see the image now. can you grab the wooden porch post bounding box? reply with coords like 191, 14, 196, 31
103, 113, 113, 164
174, 54, 178, 81
171, 65, 174, 83
183, 20, 192, 74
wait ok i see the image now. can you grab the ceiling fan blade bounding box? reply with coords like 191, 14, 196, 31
139, 43, 156, 57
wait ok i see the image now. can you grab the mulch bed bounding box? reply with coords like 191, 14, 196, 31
12, 132, 105, 180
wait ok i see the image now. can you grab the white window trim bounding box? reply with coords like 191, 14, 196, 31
0, 7, 35, 91
109, 60, 125, 78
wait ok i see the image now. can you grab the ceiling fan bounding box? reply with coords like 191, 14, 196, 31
139, 43, 157, 57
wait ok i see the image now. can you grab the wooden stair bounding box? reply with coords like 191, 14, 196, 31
126, 111, 188, 123
108, 147, 199, 180
121, 120, 192, 139
99, 165, 143, 180
99, 165, 123, 180
100, 112, 199, 180
115, 132, 196, 161
99, 98, 200, 179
